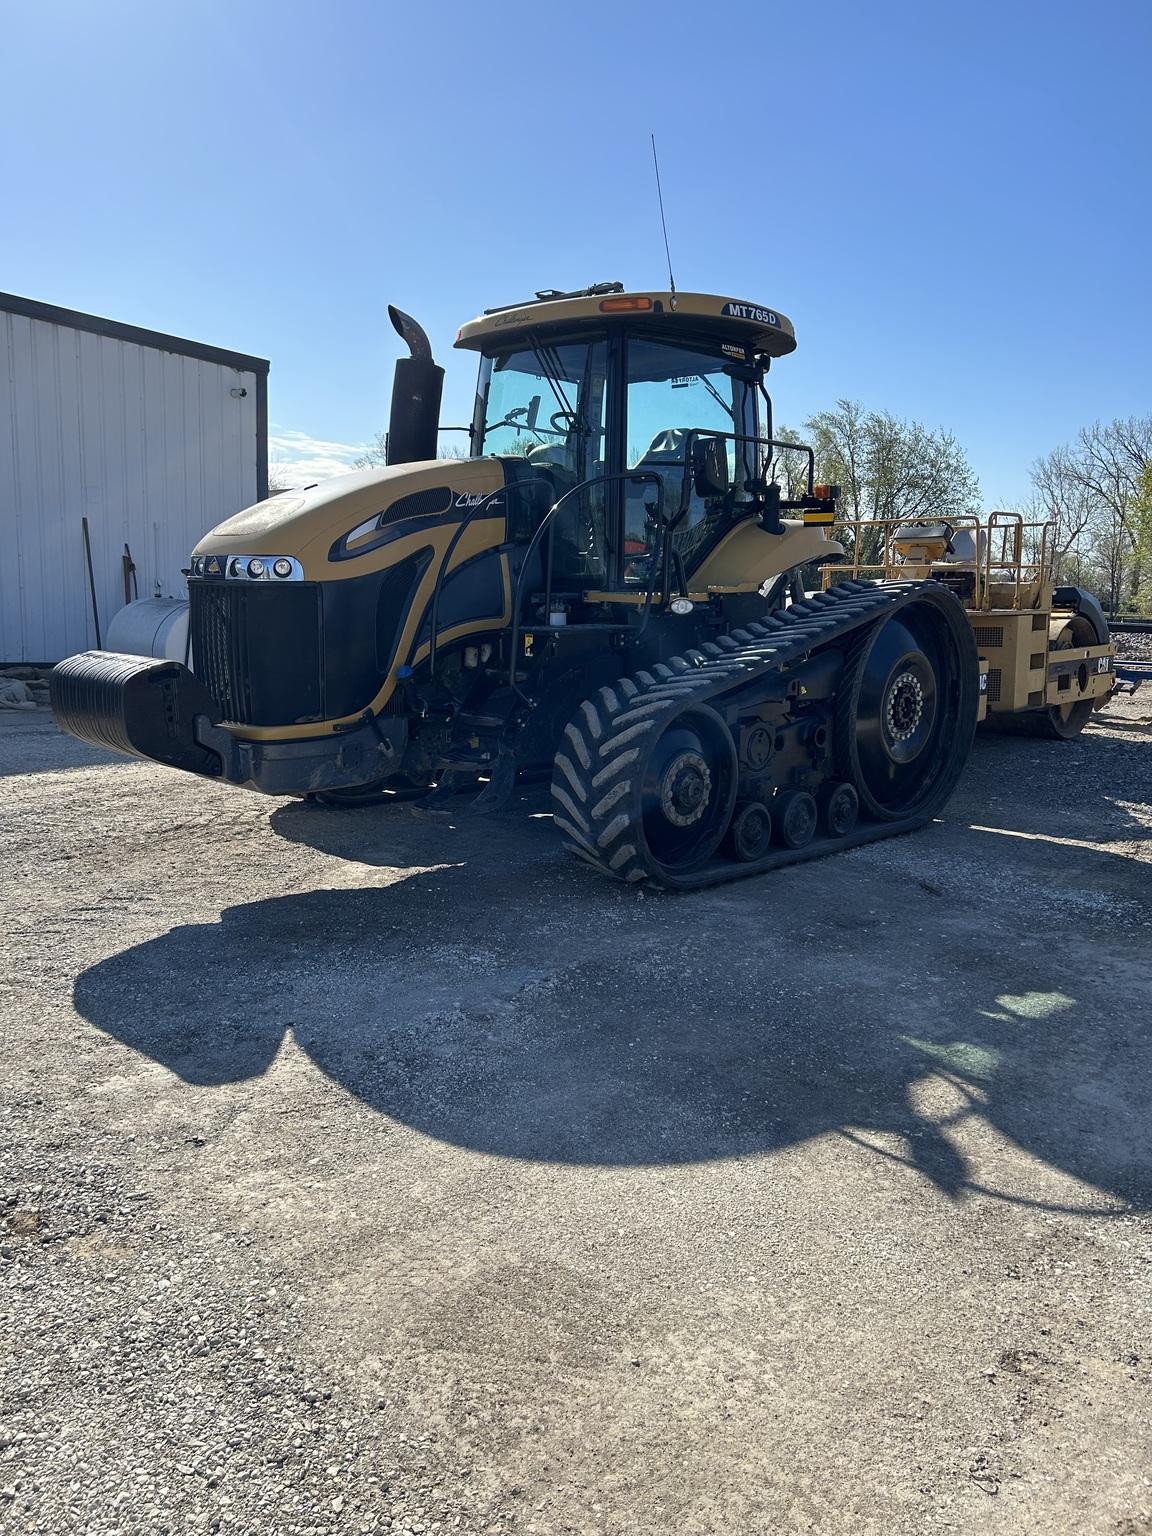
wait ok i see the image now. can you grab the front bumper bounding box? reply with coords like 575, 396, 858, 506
50, 651, 406, 796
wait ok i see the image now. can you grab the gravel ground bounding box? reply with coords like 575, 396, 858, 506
2, 692, 1151, 1536
1114, 630, 1152, 662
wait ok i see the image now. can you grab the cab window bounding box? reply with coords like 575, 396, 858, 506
624, 337, 756, 579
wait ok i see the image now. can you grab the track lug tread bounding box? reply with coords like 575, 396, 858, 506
563, 721, 591, 770
591, 779, 631, 820
591, 748, 639, 788
551, 783, 590, 833
579, 700, 602, 740
553, 751, 587, 802
599, 718, 658, 757
553, 815, 596, 853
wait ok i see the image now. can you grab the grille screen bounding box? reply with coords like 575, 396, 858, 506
973, 625, 1004, 648
190, 583, 322, 726
987, 667, 1002, 703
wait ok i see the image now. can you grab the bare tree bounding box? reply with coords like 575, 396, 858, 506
353, 431, 388, 471
1028, 417, 1152, 610
354, 430, 471, 469
266, 462, 296, 495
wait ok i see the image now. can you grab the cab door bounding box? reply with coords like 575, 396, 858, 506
621, 334, 757, 585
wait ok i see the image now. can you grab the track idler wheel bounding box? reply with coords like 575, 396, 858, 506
819, 780, 859, 838
727, 802, 773, 862
774, 789, 818, 849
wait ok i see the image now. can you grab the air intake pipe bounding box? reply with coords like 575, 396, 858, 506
386, 305, 445, 465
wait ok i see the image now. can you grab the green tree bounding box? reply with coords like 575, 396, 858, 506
776, 400, 980, 566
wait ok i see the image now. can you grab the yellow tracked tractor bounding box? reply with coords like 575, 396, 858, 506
52, 284, 1117, 888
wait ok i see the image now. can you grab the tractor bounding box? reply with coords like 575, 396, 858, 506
52, 283, 1115, 888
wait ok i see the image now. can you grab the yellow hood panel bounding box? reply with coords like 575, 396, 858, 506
195, 458, 506, 580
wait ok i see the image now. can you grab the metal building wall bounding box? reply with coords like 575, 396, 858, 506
0, 299, 268, 662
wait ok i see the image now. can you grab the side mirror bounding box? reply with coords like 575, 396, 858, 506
691, 436, 730, 499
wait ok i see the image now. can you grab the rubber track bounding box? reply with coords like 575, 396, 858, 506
550, 579, 933, 887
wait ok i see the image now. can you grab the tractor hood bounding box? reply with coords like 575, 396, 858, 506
194, 457, 506, 582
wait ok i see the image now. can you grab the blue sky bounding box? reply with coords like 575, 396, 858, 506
2, 0, 1148, 501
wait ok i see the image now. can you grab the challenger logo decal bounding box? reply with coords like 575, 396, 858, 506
454, 491, 504, 511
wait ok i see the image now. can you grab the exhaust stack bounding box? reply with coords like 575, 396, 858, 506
386, 305, 445, 465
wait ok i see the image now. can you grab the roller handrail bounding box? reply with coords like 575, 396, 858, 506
821, 513, 1059, 612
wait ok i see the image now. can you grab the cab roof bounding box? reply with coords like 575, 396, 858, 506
453, 284, 797, 359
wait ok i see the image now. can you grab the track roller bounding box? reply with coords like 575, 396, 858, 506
727, 802, 773, 862
819, 780, 860, 838
774, 790, 818, 849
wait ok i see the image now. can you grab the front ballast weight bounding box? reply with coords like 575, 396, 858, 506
550, 579, 979, 889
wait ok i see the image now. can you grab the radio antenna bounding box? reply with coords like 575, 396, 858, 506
650, 133, 677, 305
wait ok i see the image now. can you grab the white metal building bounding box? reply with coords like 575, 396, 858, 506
0, 292, 268, 662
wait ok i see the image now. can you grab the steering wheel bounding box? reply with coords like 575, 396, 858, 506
550, 409, 579, 433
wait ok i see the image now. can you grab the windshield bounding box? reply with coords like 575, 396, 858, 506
474, 338, 608, 486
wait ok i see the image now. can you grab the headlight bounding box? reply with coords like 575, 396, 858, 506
220, 554, 303, 580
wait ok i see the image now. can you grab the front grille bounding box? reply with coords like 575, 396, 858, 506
973, 625, 1004, 649
190, 582, 322, 725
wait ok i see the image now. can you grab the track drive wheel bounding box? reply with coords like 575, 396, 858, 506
552, 698, 738, 886
835, 592, 978, 822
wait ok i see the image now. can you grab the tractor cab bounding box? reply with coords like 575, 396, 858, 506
453, 284, 835, 616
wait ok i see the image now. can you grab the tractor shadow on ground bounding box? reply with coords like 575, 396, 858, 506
73, 815, 1152, 1211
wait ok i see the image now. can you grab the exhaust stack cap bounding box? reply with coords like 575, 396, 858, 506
385, 304, 445, 466
388, 305, 434, 363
